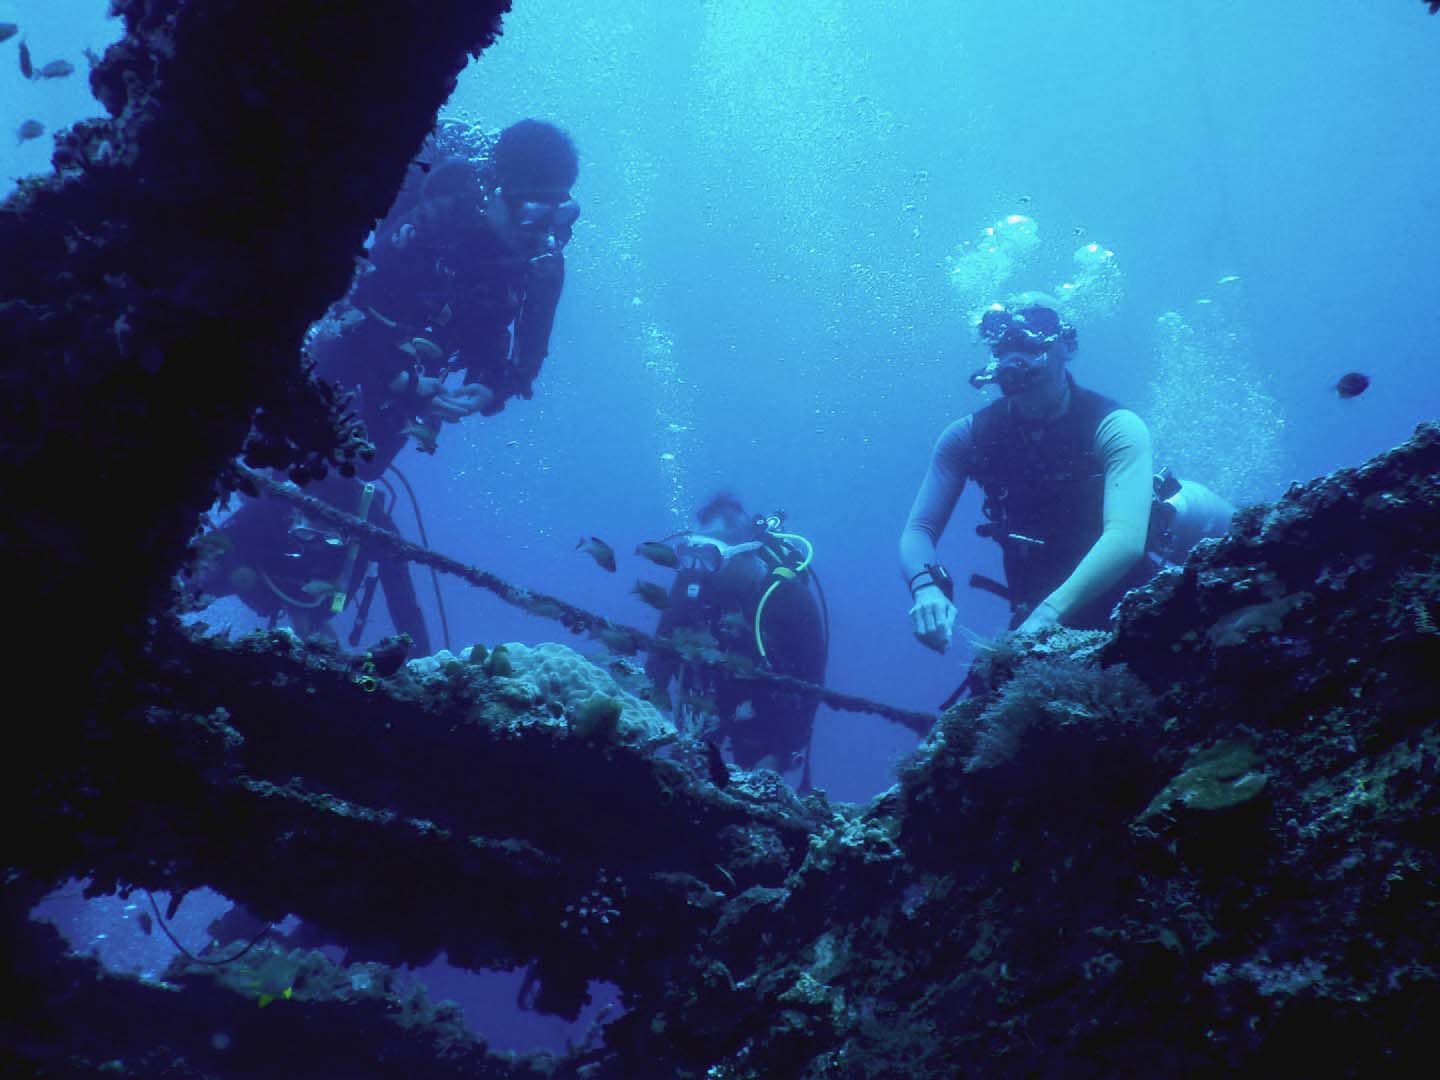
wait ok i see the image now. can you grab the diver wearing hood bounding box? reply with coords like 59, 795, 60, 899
311, 117, 582, 477
190, 120, 581, 658
644, 493, 829, 790
900, 294, 1233, 648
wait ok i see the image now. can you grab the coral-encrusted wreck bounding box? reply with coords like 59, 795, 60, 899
4, 2, 1440, 1077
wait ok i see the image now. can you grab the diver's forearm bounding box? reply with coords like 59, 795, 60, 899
1044, 528, 1146, 619
899, 527, 941, 584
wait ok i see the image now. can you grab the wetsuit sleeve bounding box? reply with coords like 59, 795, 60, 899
1043, 409, 1153, 620
899, 416, 974, 585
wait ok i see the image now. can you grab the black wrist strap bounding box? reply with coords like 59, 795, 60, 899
908, 563, 955, 601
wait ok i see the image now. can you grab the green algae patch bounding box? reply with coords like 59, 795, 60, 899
570, 694, 624, 741
484, 644, 514, 677
1142, 740, 1269, 820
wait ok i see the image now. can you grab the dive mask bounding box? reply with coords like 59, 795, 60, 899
674, 534, 765, 573
970, 303, 1074, 395
511, 195, 580, 232
977, 303, 1073, 352
288, 523, 345, 547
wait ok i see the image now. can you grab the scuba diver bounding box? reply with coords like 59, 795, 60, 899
191, 118, 581, 654
900, 292, 1234, 652
312, 116, 581, 478
644, 493, 829, 790
192, 471, 432, 651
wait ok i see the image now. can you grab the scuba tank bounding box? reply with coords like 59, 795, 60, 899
749, 511, 828, 664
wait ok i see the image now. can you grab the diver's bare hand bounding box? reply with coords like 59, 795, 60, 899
1017, 600, 1061, 634
909, 584, 957, 653
426, 383, 494, 423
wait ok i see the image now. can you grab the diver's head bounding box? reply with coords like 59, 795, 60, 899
486, 119, 581, 259
970, 294, 1076, 399
695, 491, 748, 534
285, 512, 346, 559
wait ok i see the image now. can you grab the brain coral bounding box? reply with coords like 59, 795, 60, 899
465, 641, 674, 744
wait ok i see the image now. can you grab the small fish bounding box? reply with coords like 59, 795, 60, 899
136, 911, 153, 936
16, 119, 43, 143
704, 740, 730, 788
432, 302, 452, 327
301, 579, 337, 598
595, 626, 638, 656
1334, 372, 1370, 399
37, 59, 74, 79
632, 580, 670, 610
525, 597, 564, 620
0, 23, 18, 44
577, 536, 616, 572
19, 39, 31, 79
635, 541, 680, 568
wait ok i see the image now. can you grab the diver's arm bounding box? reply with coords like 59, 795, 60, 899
900, 417, 973, 651
900, 417, 973, 578
1038, 409, 1153, 623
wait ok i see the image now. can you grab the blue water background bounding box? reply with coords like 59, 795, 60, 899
8, 0, 1440, 1052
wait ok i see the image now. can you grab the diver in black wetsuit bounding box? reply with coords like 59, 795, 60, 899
901, 293, 1235, 651
314, 117, 580, 478
644, 493, 829, 789
193, 119, 582, 654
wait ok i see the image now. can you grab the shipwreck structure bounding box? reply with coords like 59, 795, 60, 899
4, 2, 1440, 1076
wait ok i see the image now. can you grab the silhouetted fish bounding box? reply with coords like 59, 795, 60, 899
635, 541, 680, 568
577, 536, 616, 572
632, 580, 670, 610
36, 59, 74, 79
18, 39, 31, 79
595, 626, 638, 655
0, 23, 18, 44
1334, 372, 1370, 399
137, 911, 153, 936
16, 119, 43, 143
